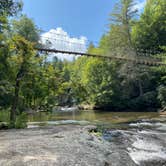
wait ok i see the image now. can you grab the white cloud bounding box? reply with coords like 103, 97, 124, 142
40, 27, 87, 61
134, 0, 146, 12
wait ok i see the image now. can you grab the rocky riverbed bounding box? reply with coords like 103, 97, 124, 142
0, 119, 166, 166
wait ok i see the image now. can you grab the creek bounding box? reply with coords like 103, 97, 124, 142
27, 110, 166, 165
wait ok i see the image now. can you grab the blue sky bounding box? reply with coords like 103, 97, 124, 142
22, 0, 115, 43
22, 0, 145, 43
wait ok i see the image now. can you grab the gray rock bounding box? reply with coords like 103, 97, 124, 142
0, 125, 136, 166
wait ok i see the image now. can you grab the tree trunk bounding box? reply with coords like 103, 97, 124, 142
138, 79, 143, 96
10, 76, 21, 127
10, 65, 24, 127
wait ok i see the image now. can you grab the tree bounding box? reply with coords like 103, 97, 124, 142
12, 15, 40, 43
0, 0, 23, 113
132, 0, 166, 51
9, 36, 35, 126
131, 0, 166, 109
0, 0, 22, 32
0, 0, 22, 16
108, 0, 138, 54
10, 15, 42, 110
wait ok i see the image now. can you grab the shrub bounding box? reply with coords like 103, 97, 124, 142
129, 91, 158, 110
15, 112, 28, 129
157, 85, 166, 108
0, 110, 10, 122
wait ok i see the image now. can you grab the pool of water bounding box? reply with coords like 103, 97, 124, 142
27, 110, 161, 127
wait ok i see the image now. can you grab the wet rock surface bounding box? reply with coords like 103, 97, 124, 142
0, 119, 166, 166
103, 119, 166, 166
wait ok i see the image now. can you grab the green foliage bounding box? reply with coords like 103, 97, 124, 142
157, 86, 166, 108
0, 0, 166, 128
0, 110, 10, 122
0, 0, 22, 16
108, 0, 137, 53
130, 91, 158, 110
12, 15, 40, 43
15, 112, 27, 129
132, 0, 166, 50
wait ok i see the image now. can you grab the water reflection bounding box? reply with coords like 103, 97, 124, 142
28, 110, 160, 125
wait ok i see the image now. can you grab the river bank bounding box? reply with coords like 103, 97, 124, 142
0, 118, 166, 166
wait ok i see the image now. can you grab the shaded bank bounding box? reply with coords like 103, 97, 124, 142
79, 104, 160, 112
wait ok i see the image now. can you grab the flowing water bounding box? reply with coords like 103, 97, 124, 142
27, 110, 166, 165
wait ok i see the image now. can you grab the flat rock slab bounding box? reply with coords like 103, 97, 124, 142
0, 125, 136, 166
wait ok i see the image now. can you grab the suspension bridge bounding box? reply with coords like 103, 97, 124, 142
1, 32, 166, 66
35, 32, 166, 66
